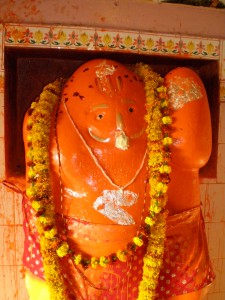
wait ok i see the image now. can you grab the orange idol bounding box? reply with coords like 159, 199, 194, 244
22, 59, 215, 300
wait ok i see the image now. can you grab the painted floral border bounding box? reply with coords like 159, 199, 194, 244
3, 24, 220, 59
1, 23, 225, 94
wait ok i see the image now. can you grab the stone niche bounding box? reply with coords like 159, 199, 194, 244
4, 45, 219, 181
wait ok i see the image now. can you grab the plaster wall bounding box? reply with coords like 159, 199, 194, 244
0, 1, 224, 300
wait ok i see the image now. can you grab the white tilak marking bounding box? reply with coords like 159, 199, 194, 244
167, 76, 202, 110
65, 188, 87, 198
93, 190, 138, 225
173, 137, 184, 146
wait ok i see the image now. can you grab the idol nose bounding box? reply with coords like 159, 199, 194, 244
116, 112, 124, 131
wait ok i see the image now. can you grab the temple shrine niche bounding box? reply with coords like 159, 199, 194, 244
2, 24, 221, 300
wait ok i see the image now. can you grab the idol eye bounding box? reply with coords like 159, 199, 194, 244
128, 107, 135, 113
97, 114, 104, 120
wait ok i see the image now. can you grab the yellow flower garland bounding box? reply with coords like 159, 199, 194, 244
135, 64, 171, 300
25, 63, 172, 300
26, 78, 68, 300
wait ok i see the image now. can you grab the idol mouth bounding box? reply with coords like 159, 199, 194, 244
115, 130, 129, 150
88, 127, 111, 143
88, 127, 129, 150
130, 127, 145, 140
88, 126, 145, 150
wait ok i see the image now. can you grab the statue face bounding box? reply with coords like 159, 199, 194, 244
55, 59, 148, 223
62, 59, 146, 151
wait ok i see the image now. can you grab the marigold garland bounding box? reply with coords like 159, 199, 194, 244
135, 63, 172, 300
26, 78, 68, 300
25, 63, 172, 300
